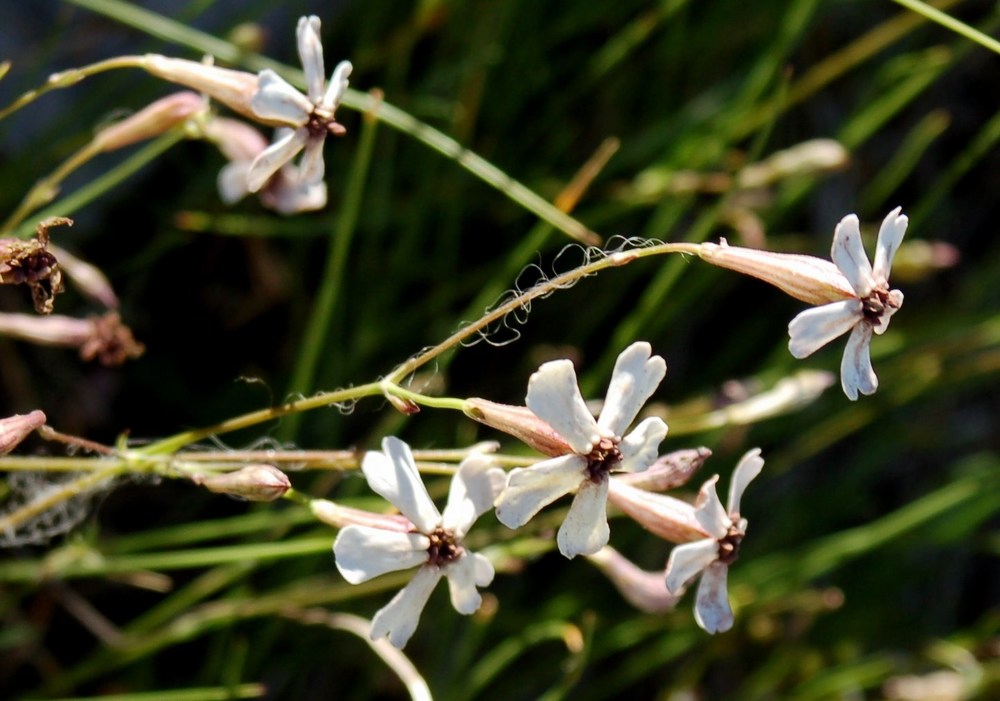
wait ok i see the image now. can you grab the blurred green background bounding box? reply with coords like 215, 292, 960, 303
0, 1, 997, 699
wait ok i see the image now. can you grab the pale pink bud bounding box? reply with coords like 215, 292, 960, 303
310, 499, 413, 532
464, 398, 574, 457
698, 239, 855, 306
141, 55, 261, 123
736, 139, 849, 189
194, 464, 291, 501
48, 245, 119, 309
588, 546, 680, 613
94, 92, 206, 152
201, 117, 269, 162
386, 394, 421, 415
607, 478, 707, 544
614, 447, 712, 491
0, 410, 46, 455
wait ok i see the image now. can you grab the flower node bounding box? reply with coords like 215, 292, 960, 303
426, 527, 463, 567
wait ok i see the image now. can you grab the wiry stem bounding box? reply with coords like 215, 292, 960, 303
385, 241, 704, 384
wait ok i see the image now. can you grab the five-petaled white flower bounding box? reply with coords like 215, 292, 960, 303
664, 448, 763, 633
247, 15, 352, 193
788, 208, 907, 400
494, 342, 669, 559
333, 437, 505, 649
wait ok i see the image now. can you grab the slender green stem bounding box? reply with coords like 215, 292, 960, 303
381, 381, 469, 412
384, 241, 704, 384
0, 463, 125, 535
43, 684, 266, 701
2, 142, 102, 231
344, 92, 600, 245
0, 55, 147, 122
892, 0, 1000, 55
281, 98, 380, 440
12, 130, 186, 238
140, 382, 384, 455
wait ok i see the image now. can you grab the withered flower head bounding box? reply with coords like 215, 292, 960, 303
0, 217, 69, 314
0, 310, 144, 366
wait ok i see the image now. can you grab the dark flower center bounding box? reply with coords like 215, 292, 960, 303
307, 109, 346, 138
717, 521, 744, 566
585, 436, 622, 484
426, 527, 463, 567
861, 287, 898, 325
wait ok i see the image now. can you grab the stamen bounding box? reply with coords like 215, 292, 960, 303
717, 522, 744, 566
426, 527, 463, 566
585, 436, 623, 483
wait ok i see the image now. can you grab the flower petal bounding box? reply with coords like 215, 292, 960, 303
296, 16, 326, 104
525, 359, 600, 454
322, 60, 353, 112
333, 526, 429, 584
250, 69, 311, 125
370, 565, 441, 648
787, 300, 861, 358
664, 538, 718, 594
727, 448, 763, 516
557, 477, 610, 559
263, 173, 328, 214
618, 417, 669, 473
873, 289, 904, 335
694, 475, 730, 538
831, 213, 875, 297
597, 342, 667, 438
217, 161, 250, 204
442, 455, 505, 537
445, 552, 494, 614
840, 323, 877, 400
694, 562, 733, 633
494, 455, 585, 529
297, 137, 326, 186
247, 128, 308, 193
873, 207, 907, 282
362, 437, 441, 533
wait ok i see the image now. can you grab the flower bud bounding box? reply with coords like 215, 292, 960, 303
464, 398, 573, 457
614, 447, 711, 491
310, 499, 413, 532
386, 394, 421, 415
607, 478, 707, 544
736, 139, 849, 189
141, 55, 261, 123
587, 546, 679, 613
0, 410, 46, 455
195, 464, 291, 501
94, 92, 206, 152
698, 239, 855, 306
48, 245, 119, 309
201, 117, 270, 163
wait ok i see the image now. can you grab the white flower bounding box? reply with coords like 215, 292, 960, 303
494, 342, 668, 559
788, 208, 907, 400
247, 16, 352, 193
664, 448, 763, 634
333, 437, 505, 649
